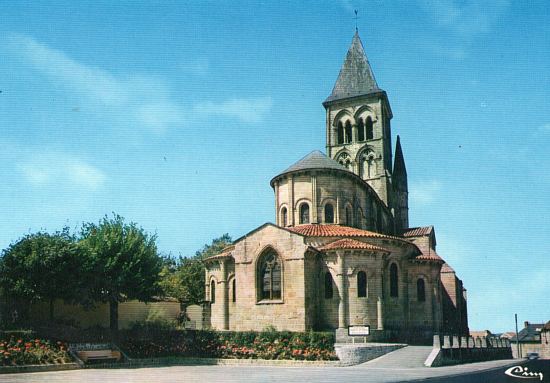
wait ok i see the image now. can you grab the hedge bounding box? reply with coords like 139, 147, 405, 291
119, 329, 337, 361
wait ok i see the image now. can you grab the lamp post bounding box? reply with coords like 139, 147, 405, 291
515, 313, 520, 358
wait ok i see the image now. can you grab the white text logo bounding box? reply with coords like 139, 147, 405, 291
505, 366, 544, 381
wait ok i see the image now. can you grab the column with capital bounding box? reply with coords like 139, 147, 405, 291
220, 259, 229, 330
336, 251, 348, 329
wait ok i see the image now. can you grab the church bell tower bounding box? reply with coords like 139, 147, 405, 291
323, 32, 409, 232
323, 32, 393, 205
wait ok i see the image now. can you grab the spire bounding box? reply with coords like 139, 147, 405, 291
325, 31, 380, 103
393, 135, 407, 186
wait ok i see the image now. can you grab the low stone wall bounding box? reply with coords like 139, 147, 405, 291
425, 334, 512, 367
335, 343, 406, 366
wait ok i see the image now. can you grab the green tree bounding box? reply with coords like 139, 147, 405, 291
79, 214, 162, 331
160, 234, 232, 305
0, 229, 82, 321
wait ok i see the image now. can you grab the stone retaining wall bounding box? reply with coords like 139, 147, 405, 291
425, 334, 512, 367
335, 343, 406, 366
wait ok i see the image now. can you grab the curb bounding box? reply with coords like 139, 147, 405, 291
116, 357, 341, 368
0, 363, 80, 374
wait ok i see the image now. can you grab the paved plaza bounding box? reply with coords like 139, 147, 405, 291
0, 358, 526, 383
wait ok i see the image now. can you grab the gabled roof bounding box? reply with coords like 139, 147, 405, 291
325, 31, 381, 104
403, 226, 434, 238
203, 245, 235, 262
413, 241, 444, 263
319, 238, 390, 252
415, 251, 444, 263
510, 323, 545, 342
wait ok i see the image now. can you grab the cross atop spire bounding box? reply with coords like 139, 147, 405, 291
354, 9, 359, 33
324, 32, 381, 104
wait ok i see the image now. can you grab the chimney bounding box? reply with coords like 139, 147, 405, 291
524, 321, 530, 328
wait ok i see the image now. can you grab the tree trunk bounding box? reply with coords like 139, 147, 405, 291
109, 300, 119, 332
49, 299, 54, 322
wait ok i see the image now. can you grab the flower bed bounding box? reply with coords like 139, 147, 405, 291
119, 330, 337, 361
0, 336, 71, 366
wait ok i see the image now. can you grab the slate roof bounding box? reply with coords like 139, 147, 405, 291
403, 226, 434, 238
278, 150, 350, 175
510, 323, 545, 342
319, 238, 390, 252
325, 31, 381, 103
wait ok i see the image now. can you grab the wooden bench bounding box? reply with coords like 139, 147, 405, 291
77, 350, 121, 364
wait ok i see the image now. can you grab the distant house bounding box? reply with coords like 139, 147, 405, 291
499, 331, 516, 340
469, 330, 493, 338
510, 321, 548, 358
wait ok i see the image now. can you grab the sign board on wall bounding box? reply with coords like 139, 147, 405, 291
348, 325, 370, 336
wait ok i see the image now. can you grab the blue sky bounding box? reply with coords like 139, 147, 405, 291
1, 1, 549, 332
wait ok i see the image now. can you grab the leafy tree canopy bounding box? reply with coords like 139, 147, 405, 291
79, 214, 163, 304
79, 214, 163, 330
0, 228, 82, 319
160, 234, 232, 304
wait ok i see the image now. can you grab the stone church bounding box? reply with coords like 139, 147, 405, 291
204, 32, 468, 342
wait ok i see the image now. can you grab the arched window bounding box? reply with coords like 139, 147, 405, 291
366, 116, 374, 140
357, 118, 365, 141
417, 278, 426, 302
337, 121, 344, 144
345, 120, 352, 143
345, 206, 352, 226
324, 203, 334, 224
210, 280, 216, 303
299, 203, 310, 224
281, 207, 288, 227
390, 263, 398, 298
337, 152, 352, 170
324, 272, 333, 299
259, 251, 282, 300
232, 278, 236, 303
357, 271, 367, 298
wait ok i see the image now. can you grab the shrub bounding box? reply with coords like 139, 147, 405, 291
0, 336, 71, 366
117, 329, 337, 361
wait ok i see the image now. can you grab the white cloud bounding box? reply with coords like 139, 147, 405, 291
419, 0, 510, 38
409, 180, 442, 205
417, 0, 510, 59
7, 34, 273, 135
193, 97, 273, 123
18, 153, 106, 190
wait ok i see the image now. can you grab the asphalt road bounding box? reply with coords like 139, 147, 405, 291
0, 359, 532, 383
416, 359, 550, 383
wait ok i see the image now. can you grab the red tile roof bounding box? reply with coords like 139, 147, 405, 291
204, 245, 234, 262
287, 224, 401, 240
413, 242, 444, 263
415, 252, 444, 262
441, 262, 455, 273
319, 238, 390, 252
403, 226, 434, 237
